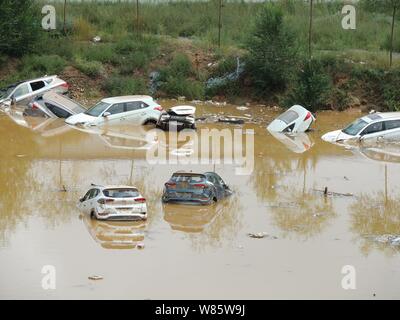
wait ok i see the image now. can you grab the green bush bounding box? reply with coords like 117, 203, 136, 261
0, 0, 40, 56
160, 54, 194, 80
19, 55, 66, 77
74, 58, 103, 78
118, 52, 150, 75
80, 44, 115, 64
103, 76, 148, 96
382, 69, 400, 111
285, 59, 332, 112
244, 4, 299, 93
161, 76, 204, 100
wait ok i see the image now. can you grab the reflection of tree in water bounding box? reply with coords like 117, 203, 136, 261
0, 118, 40, 244
268, 187, 336, 239
164, 196, 243, 252
349, 193, 400, 256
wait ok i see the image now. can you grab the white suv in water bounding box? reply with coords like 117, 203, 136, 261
322, 112, 400, 143
78, 185, 148, 221
65, 96, 163, 126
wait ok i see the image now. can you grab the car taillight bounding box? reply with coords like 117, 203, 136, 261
135, 198, 146, 204
98, 199, 114, 205
32, 102, 39, 110
154, 106, 163, 112
165, 182, 176, 189
304, 112, 312, 121
193, 184, 207, 189
61, 82, 69, 89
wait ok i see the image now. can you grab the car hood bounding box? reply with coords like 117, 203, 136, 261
321, 130, 355, 143
65, 113, 97, 125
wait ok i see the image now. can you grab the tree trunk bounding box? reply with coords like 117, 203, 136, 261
308, 0, 314, 59
390, 5, 396, 68
63, 0, 67, 34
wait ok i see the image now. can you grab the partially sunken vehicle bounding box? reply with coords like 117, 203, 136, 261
322, 112, 400, 143
0, 75, 68, 106
79, 185, 148, 221
267, 105, 315, 133
157, 105, 196, 131
25, 92, 86, 118
66, 96, 163, 127
162, 172, 232, 205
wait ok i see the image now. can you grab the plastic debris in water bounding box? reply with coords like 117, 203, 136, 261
88, 275, 103, 281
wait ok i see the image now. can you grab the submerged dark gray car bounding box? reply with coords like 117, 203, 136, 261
162, 172, 232, 205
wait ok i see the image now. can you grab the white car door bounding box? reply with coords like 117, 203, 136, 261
88, 189, 100, 213
12, 83, 32, 104
80, 190, 93, 213
124, 101, 149, 124
101, 103, 126, 125
383, 119, 400, 142
359, 121, 385, 142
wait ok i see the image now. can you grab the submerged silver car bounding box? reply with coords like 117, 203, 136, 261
322, 112, 400, 143
25, 92, 86, 119
0, 75, 69, 106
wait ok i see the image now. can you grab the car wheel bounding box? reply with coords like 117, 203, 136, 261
144, 119, 157, 126
90, 211, 96, 220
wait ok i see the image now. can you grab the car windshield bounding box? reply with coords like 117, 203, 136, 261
342, 118, 368, 136
103, 188, 139, 198
85, 101, 110, 117
0, 85, 16, 99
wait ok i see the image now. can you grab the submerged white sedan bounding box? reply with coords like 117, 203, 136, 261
322, 112, 400, 143
267, 105, 315, 133
66, 96, 163, 127
79, 185, 148, 221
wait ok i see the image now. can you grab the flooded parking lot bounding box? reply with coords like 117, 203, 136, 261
0, 102, 400, 299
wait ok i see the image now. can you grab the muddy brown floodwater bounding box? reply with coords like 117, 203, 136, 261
0, 101, 400, 299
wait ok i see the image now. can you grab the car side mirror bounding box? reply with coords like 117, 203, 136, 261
103, 112, 111, 117
79, 198, 84, 203
11, 96, 16, 106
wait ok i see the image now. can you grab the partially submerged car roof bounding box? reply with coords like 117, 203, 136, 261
361, 112, 400, 123
42, 91, 86, 113
102, 96, 154, 104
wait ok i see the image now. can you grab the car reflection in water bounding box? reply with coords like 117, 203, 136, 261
68, 123, 160, 151
350, 142, 400, 164
3, 106, 72, 137
268, 131, 314, 154
81, 213, 146, 250
163, 202, 225, 234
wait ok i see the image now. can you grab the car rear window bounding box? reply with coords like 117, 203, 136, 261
103, 188, 139, 198
277, 110, 299, 124
171, 174, 205, 183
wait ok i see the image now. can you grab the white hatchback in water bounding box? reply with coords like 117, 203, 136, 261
321, 112, 400, 143
78, 185, 148, 221
267, 105, 315, 133
65, 96, 163, 126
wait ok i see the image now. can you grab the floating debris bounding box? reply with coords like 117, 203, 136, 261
88, 275, 103, 281
137, 243, 145, 250
247, 232, 277, 240
314, 187, 354, 197
237, 106, 249, 111
368, 234, 400, 246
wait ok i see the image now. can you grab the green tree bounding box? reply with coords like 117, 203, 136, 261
0, 0, 40, 56
285, 59, 331, 112
244, 4, 298, 93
